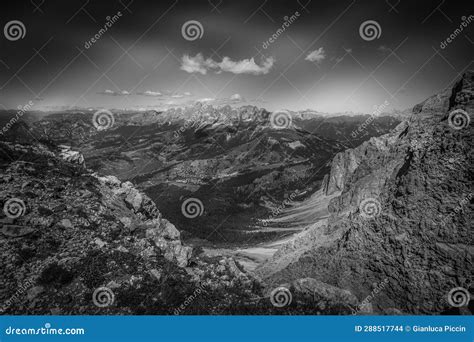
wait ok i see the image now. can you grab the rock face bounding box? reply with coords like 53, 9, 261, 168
0, 142, 192, 313
260, 72, 473, 314
290, 278, 359, 311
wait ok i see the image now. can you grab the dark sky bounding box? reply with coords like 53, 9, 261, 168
0, 0, 472, 113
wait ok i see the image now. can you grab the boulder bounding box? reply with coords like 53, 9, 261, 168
124, 188, 143, 212
291, 278, 358, 309
160, 219, 180, 240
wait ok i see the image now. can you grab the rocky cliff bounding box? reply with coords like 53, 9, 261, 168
0, 142, 195, 313
258, 71, 473, 314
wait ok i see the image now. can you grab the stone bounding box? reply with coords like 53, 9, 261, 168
116, 245, 129, 253
291, 278, 358, 308
124, 188, 143, 212
1, 225, 36, 238
98, 175, 122, 187
119, 217, 132, 229
160, 219, 180, 240
149, 269, 162, 281
94, 238, 107, 248
59, 219, 73, 229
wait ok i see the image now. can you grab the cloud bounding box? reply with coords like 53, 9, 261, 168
183, 92, 192, 96
218, 56, 274, 75
97, 89, 131, 96
137, 90, 162, 97
180, 53, 275, 75
98, 89, 116, 96
230, 93, 243, 101
171, 94, 184, 98
180, 53, 216, 75
305, 47, 326, 64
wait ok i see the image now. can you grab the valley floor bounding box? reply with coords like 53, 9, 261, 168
199, 189, 340, 273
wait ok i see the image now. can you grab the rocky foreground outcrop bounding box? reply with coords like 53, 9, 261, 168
259, 72, 473, 314
0, 142, 262, 314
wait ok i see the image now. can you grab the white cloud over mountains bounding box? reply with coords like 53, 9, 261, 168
98, 89, 131, 96
137, 90, 162, 97
180, 53, 275, 75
